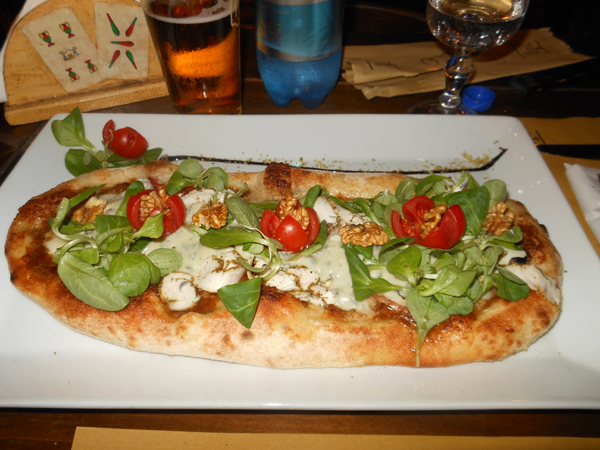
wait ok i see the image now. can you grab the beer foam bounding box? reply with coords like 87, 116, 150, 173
145, 0, 236, 24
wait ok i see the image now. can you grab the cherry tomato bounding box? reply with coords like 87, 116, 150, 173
260, 209, 280, 238
275, 215, 308, 253
403, 196, 436, 224
418, 225, 449, 249
260, 204, 320, 253
176, 186, 196, 196
126, 189, 186, 237
126, 192, 145, 229
102, 120, 115, 144
391, 210, 419, 240
167, 195, 186, 228
391, 196, 466, 249
148, 177, 165, 190
433, 204, 466, 248
107, 126, 149, 159
305, 207, 319, 246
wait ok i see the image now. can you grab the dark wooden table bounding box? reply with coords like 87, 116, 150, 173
1, 3, 600, 448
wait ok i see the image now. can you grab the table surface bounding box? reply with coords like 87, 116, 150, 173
1, 2, 600, 448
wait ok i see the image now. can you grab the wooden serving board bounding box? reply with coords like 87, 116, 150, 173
3, 0, 169, 125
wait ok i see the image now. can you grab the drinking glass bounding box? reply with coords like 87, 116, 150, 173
141, 0, 242, 115
408, 0, 529, 114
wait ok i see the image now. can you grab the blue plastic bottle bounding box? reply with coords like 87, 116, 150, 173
255, 0, 344, 109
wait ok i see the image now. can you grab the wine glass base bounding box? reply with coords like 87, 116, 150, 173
407, 100, 477, 115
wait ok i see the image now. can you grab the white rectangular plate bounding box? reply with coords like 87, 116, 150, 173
1, 114, 599, 410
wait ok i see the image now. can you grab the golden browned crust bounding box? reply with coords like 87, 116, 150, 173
5, 163, 562, 368
228, 164, 409, 202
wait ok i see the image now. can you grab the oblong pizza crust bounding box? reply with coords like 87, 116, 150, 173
5, 161, 562, 368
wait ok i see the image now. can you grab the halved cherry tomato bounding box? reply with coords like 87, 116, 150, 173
148, 177, 165, 190
275, 215, 308, 253
260, 205, 320, 253
260, 209, 280, 238
126, 192, 145, 229
391, 196, 466, 249
103, 119, 149, 159
305, 207, 320, 245
126, 189, 186, 237
436, 204, 466, 247
177, 186, 196, 196
102, 120, 115, 144
419, 224, 450, 249
402, 195, 435, 224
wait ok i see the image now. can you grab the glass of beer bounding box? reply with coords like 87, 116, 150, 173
141, 0, 242, 114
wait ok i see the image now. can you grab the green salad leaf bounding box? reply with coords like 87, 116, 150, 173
344, 244, 405, 301
58, 253, 130, 311
52, 107, 162, 176
166, 159, 229, 195
406, 288, 450, 367
51, 107, 95, 151
108, 253, 153, 297
218, 278, 262, 328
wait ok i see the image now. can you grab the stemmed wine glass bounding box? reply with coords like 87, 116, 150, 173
409, 0, 529, 114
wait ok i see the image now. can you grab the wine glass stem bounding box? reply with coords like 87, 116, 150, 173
439, 52, 474, 112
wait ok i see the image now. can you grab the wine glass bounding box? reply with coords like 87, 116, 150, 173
409, 0, 529, 114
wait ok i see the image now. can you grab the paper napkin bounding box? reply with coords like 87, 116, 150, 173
343, 28, 593, 100
565, 163, 600, 243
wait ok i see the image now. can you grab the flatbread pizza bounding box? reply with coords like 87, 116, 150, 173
5, 158, 562, 368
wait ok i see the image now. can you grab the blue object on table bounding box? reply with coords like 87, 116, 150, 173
462, 86, 496, 111
255, 0, 344, 110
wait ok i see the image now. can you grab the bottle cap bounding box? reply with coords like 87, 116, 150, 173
462, 86, 495, 112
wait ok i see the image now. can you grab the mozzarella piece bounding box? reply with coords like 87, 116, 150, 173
265, 235, 377, 313
159, 272, 200, 311
181, 188, 216, 208
289, 267, 319, 289
498, 247, 528, 265
98, 192, 125, 216
181, 188, 216, 223
100, 178, 153, 215
266, 267, 319, 292
267, 271, 301, 292
138, 178, 154, 190
312, 197, 338, 225
45, 236, 67, 256
193, 250, 246, 293
503, 264, 561, 305
329, 202, 367, 226
143, 227, 249, 293
180, 188, 234, 224
266, 266, 335, 306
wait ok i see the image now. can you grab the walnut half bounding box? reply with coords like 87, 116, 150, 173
338, 222, 389, 247
71, 196, 107, 224
482, 202, 515, 236
275, 197, 310, 230
139, 188, 170, 220
193, 202, 228, 230
419, 204, 447, 239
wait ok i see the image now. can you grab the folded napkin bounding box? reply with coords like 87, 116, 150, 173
343, 28, 593, 100
565, 164, 600, 244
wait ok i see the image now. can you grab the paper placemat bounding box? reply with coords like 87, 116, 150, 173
517, 117, 600, 256
541, 153, 600, 258
518, 117, 600, 146
565, 163, 600, 244
71, 427, 600, 450
343, 28, 593, 99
